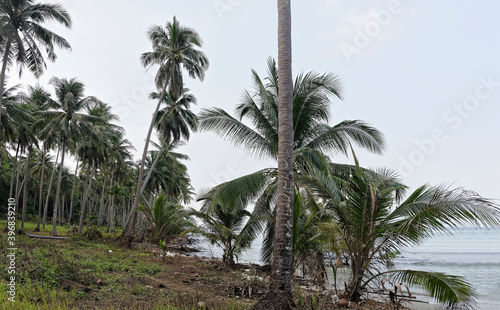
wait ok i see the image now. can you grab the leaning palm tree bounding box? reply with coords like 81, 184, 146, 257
124, 17, 208, 241
38, 77, 103, 235
301, 153, 500, 308
0, 0, 71, 136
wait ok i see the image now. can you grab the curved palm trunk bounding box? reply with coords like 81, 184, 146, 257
66, 158, 79, 228
21, 146, 32, 230
35, 145, 47, 231
140, 142, 166, 195
78, 161, 96, 233
122, 82, 168, 242
52, 138, 67, 236
0, 39, 12, 137
253, 1, 295, 309
43, 148, 60, 228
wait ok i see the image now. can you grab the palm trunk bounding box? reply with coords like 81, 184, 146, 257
43, 148, 60, 229
0, 39, 12, 137
52, 138, 67, 236
35, 145, 47, 231
4, 142, 19, 230
122, 81, 169, 241
253, 1, 294, 309
8, 142, 20, 198
78, 161, 96, 233
21, 146, 32, 230
140, 142, 166, 195
97, 175, 108, 226
66, 158, 79, 228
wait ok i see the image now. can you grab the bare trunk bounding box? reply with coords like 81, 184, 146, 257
78, 161, 96, 233
122, 81, 169, 241
140, 141, 166, 195
52, 138, 67, 236
5, 142, 19, 230
21, 147, 32, 230
66, 158, 79, 228
97, 176, 108, 226
253, 1, 295, 309
43, 148, 60, 228
35, 145, 47, 231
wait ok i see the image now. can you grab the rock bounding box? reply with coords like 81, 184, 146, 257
338, 298, 349, 308
197, 301, 208, 309
96, 279, 103, 286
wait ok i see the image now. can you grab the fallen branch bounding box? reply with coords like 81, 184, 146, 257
26, 233, 70, 240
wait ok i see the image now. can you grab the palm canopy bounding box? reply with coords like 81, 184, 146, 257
303, 154, 500, 307
198, 57, 385, 160
152, 88, 197, 143
140, 16, 209, 96
0, 0, 72, 134
0, 0, 71, 77
186, 188, 263, 267
135, 194, 192, 243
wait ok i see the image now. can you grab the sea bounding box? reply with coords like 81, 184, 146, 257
189, 228, 500, 309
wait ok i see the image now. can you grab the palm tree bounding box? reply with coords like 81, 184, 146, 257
38, 77, 102, 235
0, 0, 71, 136
301, 154, 500, 307
124, 17, 208, 241
188, 190, 261, 268
253, 2, 293, 306
138, 89, 197, 199
135, 195, 192, 260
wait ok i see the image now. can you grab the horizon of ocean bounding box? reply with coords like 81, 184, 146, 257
189, 227, 500, 309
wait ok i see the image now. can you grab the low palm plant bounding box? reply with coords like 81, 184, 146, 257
135, 195, 192, 261
185, 189, 261, 268
302, 153, 500, 308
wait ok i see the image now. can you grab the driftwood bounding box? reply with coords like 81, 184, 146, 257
26, 233, 70, 240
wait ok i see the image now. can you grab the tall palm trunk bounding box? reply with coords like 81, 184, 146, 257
43, 148, 59, 228
253, 1, 294, 309
122, 82, 168, 241
140, 141, 166, 195
97, 175, 108, 226
21, 146, 32, 230
78, 161, 96, 233
35, 145, 47, 231
4, 142, 19, 230
66, 158, 79, 228
8, 142, 20, 198
52, 138, 67, 236
0, 39, 12, 137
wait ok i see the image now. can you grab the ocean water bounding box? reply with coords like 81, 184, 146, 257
190, 228, 500, 309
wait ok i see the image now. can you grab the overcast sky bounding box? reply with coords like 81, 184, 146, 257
11, 0, 500, 208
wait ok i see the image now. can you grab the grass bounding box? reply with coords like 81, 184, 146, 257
0, 221, 252, 310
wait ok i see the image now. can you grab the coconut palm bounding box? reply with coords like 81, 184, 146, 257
37, 77, 103, 235
187, 188, 263, 268
124, 17, 209, 241
138, 89, 197, 198
135, 194, 192, 260
0, 0, 71, 136
142, 141, 193, 204
301, 153, 500, 307
253, 1, 293, 307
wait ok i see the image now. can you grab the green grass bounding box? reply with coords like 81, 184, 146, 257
0, 221, 251, 310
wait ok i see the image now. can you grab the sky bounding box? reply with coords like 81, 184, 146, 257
10, 0, 500, 209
